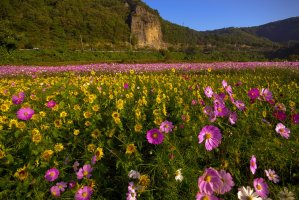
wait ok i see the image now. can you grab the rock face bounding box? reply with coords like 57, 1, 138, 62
127, 2, 163, 49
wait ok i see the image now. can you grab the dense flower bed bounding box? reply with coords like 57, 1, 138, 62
0, 64, 298, 199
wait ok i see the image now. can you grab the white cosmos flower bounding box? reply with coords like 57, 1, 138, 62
237, 186, 262, 200
175, 169, 183, 182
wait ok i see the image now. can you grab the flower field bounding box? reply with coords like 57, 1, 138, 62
0, 62, 299, 200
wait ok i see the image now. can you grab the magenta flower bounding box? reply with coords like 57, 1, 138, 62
229, 112, 237, 125
69, 181, 76, 189
159, 120, 174, 133
291, 113, 299, 124
204, 86, 214, 98
45, 168, 59, 182
126, 182, 137, 200
222, 80, 228, 88
275, 123, 290, 139
273, 111, 287, 121
146, 128, 164, 145
225, 85, 233, 96
198, 125, 222, 151
260, 88, 273, 102
265, 169, 280, 183
214, 170, 234, 194
76, 164, 93, 180
124, 83, 129, 89
91, 155, 97, 165
248, 88, 259, 100
196, 192, 219, 200
253, 178, 269, 198
46, 100, 57, 108
214, 104, 229, 117
50, 186, 61, 197
234, 100, 246, 111
75, 186, 93, 200
12, 92, 25, 105
198, 168, 222, 194
56, 181, 68, 192
16, 107, 35, 121
250, 155, 257, 175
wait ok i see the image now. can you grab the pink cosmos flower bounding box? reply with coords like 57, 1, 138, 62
291, 113, 299, 124
248, 88, 259, 100
274, 103, 286, 112
12, 92, 25, 105
126, 182, 137, 200
69, 181, 76, 188
214, 170, 234, 194
16, 107, 35, 121
253, 178, 269, 198
234, 100, 246, 111
46, 100, 57, 108
198, 167, 222, 194
214, 104, 229, 117
50, 186, 61, 197
124, 83, 129, 89
265, 169, 279, 183
196, 192, 219, 200
260, 88, 273, 102
146, 128, 164, 145
273, 111, 287, 121
275, 123, 290, 139
56, 181, 68, 192
45, 168, 59, 182
222, 80, 228, 88
76, 164, 93, 180
198, 125, 222, 151
159, 120, 174, 133
250, 155, 257, 175
75, 186, 93, 200
204, 86, 214, 98
229, 112, 238, 125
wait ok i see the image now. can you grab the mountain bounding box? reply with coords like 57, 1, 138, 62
242, 17, 299, 44
0, 0, 298, 56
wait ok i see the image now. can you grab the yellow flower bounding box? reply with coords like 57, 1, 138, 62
95, 147, 104, 161
74, 105, 81, 111
85, 121, 91, 127
32, 132, 42, 144
92, 105, 100, 112
116, 99, 124, 110
54, 143, 64, 152
0, 149, 5, 159
126, 144, 137, 155
60, 111, 67, 118
114, 117, 121, 125
0, 103, 10, 112
73, 129, 80, 136
262, 110, 267, 118
9, 119, 18, 128
39, 111, 46, 117
130, 69, 135, 74
16, 121, 26, 130
207, 67, 212, 73
109, 94, 114, 100
54, 119, 62, 128
289, 101, 296, 108
87, 144, 96, 153
112, 111, 120, 119
32, 128, 40, 135
139, 174, 150, 190
83, 111, 92, 119
14, 166, 29, 181
41, 150, 54, 161
154, 117, 163, 126
91, 129, 101, 138
134, 123, 142, 133
171, 68, 176, 73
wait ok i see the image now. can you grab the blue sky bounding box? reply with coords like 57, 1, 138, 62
142, 0, 299, 31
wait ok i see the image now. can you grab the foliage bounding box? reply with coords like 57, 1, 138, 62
0, 66, 299, 199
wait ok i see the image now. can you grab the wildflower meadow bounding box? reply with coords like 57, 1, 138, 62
0, 62, 298, 200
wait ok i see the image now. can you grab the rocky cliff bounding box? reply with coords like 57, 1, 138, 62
126, 0, 163, 49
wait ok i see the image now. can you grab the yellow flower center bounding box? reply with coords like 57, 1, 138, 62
203, 196, 209, 200
205, 133, 212, 139
204, 175, 211, 182
84, 171, 89, 176
24, 112, 28, 116
82, 192, 88, 197
152, 132, 158, 138
256, 184, 262, 190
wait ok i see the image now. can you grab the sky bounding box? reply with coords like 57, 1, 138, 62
142, 0, 299, 31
